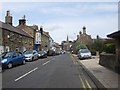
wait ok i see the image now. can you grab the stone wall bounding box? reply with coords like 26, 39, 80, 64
99, 54, 116, 71
0, 28, 2, 46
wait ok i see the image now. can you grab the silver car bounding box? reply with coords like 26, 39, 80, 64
78, 49, 91, 59
23, 50, 38, 61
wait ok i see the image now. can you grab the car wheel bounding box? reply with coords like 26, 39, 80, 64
7, 62, 13, 69
37, 56, 39, 60
22, 60, 26, 65
32, 57, 34, 61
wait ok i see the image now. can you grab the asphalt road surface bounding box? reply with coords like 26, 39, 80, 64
2, 53, 98, 89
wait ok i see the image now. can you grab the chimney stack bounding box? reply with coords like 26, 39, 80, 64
19, 15, 26, 26
5, 10, 13, 25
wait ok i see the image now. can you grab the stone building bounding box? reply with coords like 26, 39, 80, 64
79, 26, 93, 46
17, 15, 38, 44
61, 35, 73, 51
0, 21, 33, 52
0, 11, 34, 53
34, 26, 54, 52
0, 24, 3, 54
41, 31, 51, 52
71, 26, 93, 54
107, 30, 120, 73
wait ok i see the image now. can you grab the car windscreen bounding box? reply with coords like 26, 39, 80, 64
0, 52, 7, 58
3, 52, 13, 58
23, 51, 33, 54
80, 49, 90, 53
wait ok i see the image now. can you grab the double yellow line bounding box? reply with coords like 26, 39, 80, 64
79, 75, 92, 90
70, 54, 92, 90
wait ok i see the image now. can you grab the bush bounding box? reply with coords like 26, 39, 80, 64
104, 43, 115, 54
76, 44, 87, 52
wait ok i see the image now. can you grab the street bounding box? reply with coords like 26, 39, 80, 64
2, 53, 98, 89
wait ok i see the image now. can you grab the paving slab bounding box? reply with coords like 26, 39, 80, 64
73, 54, 120, 89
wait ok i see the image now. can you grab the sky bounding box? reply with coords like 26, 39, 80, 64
0, 0, 119, 44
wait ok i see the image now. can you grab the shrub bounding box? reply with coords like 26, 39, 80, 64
104, 43, 115, 54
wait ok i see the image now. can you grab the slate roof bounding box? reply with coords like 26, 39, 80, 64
0, 21, 33, 38
107, 30, 120, 39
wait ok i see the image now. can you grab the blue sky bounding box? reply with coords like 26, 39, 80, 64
0, 1, 118, 44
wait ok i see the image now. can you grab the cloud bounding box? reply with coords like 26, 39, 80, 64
37, 12, 118, 43
0, 2, 118, 44
44, 24, 63, 31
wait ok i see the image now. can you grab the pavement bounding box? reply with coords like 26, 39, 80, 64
72, 54, 120, 89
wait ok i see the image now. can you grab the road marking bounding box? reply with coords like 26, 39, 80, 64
14, 67, 38, 82
42, 61, 50, 66
70, 54, 76, 64
85, 79, 92, 90
79, 75, 86, 90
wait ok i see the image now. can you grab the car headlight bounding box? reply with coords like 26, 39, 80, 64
2, 59, 8, 63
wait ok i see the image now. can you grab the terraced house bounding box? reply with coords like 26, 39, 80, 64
17, 15, 38, 46
0, 23, 3, 54
17, 16, 54, 52
0, 11, 34, 52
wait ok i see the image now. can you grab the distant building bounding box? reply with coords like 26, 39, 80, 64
79, 26, 93, 46
61, 35, 73, 51
71, 26, 93, 53
0, 11, 34, 53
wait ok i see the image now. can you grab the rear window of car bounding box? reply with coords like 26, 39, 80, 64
80, 49, 90, 53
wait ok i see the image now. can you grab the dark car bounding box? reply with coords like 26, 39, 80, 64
38, 50, 47, 58
1, 51, 26, 69
47, 50, 56, 56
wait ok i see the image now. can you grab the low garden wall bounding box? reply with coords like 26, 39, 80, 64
99, 53, 116, 71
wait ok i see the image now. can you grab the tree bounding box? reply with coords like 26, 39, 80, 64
103, 43, 115, 54
91, 39, 104, 54
76, 43, 87, 52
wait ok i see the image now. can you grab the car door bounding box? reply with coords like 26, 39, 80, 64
33, 51, 38, 59
12, 52, 19, 65
17, 52, 24, 64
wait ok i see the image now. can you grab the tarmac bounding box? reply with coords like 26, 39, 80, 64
73, 54, 120, 90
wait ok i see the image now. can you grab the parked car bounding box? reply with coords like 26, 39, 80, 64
0, 52, 8, 70
23, 50, 38, 61
47, 50, 56, 56
0, 52, 7, 59
78, 49, 91, 59
38, 50, 47, 58
0, 51, 26, 69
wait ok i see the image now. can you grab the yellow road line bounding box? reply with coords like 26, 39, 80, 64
71, 54, 92, 90
70, 55, 76, 64
85, 79, 92, 90
79, 75, 86, 90
70, 54, 78, 65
